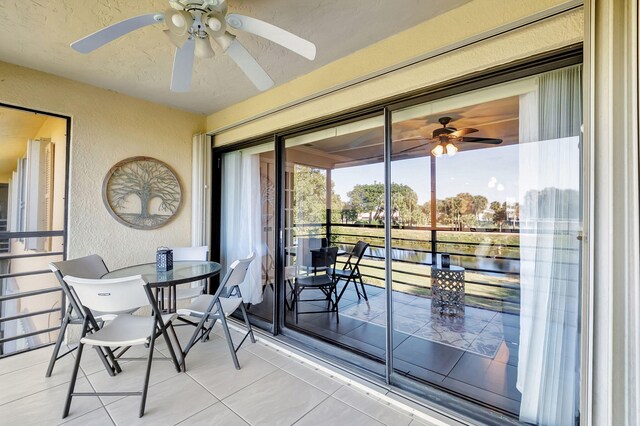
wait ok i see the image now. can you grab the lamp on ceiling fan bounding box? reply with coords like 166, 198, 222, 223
395, 116, 503, 158
70, 0, 316, 92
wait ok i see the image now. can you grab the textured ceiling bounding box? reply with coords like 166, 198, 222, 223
0, 0, 469, 114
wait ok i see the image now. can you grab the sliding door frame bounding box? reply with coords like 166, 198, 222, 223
212, 136, 279, 334
211, 45, 585, 425
382, 47, 584, 421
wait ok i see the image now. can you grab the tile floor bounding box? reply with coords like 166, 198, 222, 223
279, 283, 522, 415
0, 324, 461, 426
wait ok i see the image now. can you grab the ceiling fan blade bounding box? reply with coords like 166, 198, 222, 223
226, 13, 316, 60
170, 38, 195, 92
71, 13, 164, 53
460, 137, 503, 144
225, 39, 275, 91
392, 136, 430, 143
450, 127, 478, 138
393, 144, 430, 156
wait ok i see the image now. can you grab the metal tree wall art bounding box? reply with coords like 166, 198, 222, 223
102, 157, 182, 229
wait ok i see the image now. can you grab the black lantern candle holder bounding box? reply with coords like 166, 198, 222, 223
441, 252, 451, 268
156, 247, 173, 272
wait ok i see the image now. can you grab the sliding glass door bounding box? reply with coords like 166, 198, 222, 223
282, 115, 388, 361
220, 142, 276, 324
389, 65, 583, 424
215, 60, 583, 426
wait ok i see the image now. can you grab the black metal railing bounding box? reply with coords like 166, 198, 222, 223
291, 222, 536, 313
0, 231, 65, 358
0, 219, 8, 253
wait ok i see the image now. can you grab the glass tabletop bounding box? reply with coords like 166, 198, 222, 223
102, 261, 222, 287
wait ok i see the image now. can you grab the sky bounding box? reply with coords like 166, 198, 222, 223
332, 144, 520, 205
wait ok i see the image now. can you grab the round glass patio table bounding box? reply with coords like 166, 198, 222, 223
102, 261, 221, 313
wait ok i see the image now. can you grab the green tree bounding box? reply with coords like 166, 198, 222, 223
456, 192, 475, 215
390, 183, 421, 226
331, 192, 344, 223
292, 165, 346, 230
421, 201, 432, 226
347, 183, 424, 226
490, 201, 508, 231
293, 165, 326, 226
472, 195, 489, 221
348, 182, 384, 223
438, 196, 463, 228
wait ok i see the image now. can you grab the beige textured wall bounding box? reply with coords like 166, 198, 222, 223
0, 61, 206, 269
208, 0, 583, 145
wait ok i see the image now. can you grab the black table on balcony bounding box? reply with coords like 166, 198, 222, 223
102, 261, 221, 313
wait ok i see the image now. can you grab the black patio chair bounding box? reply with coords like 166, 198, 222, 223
292, 246, 339, 324
335, 240, 370, 302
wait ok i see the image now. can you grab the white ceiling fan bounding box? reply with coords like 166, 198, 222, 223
71, 0, 316, 92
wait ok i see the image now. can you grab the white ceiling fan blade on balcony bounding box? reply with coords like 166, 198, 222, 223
226, 13, 316, 60
225, 38, 275, 91
170, 38, 195, 92
71, 13, 165, 53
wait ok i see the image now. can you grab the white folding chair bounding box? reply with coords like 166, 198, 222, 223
168, 246, 209, 301
47, 255, 120, 378
178, 253, 256, 370
61, 275, 182, 419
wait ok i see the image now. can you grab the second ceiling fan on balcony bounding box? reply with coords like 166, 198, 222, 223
396, 117, 503, 157
70, 0, 316, 92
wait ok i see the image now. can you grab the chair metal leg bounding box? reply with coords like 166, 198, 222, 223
333, 285, 340, 324
62, 319, 88, 419
46, 305, 72, 377
182, 313, 210, 364
358, 275, 368, 301
139, 325, 157, 418
218, 312, 241, 370
92, 346, 117, 377
160, 323, 182, 373
62, 340, 84, 419
239, 302, 256, 344
201, 318, 218, 342
337, 277, 356, 303
168, 323, 185, 371
86, 316, 120, 376
285, 279, 294, 311
103, 345, 122, 374
352, 277, 362, 299
294, 283, 300, 324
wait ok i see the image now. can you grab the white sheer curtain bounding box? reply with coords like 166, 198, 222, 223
191, 133, 211, 247
517, 65, 582, 425
221, 150, 263, 304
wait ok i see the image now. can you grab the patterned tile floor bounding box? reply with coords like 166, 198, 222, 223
340, 291, 508, 358
284, 284, 523, 415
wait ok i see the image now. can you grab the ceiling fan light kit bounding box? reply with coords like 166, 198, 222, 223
70, 0, 317, 93
396, 116, 504, 158
432, 143, 445, 157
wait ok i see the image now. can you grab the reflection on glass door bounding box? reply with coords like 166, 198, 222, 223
220, 142, 275, 324
283, 116, 388, 360
390, 65, 583, 425
0, 106, 68, 357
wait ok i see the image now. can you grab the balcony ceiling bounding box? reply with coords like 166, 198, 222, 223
0, 107, 48, 177
0, 0, 469, 115
290, 96, 520, 169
